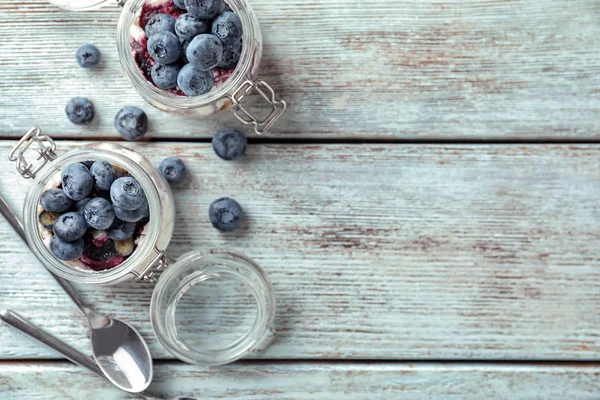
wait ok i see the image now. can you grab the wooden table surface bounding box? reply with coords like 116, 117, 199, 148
1, 1, 600, 399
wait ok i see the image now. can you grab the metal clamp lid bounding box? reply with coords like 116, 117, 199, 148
8, 127, 57, 180
230, 80, 287, 135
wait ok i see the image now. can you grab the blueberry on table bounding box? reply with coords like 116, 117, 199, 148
39, 211, 60, 230
147, 32, 182, 65
145, 13, 177, 37
114, 106, 148, 140
114, 199, 149, 223
212, 11, 243, 45
90, 160, 116, 191
184, 0, 223, 19
50, 236, 84, 261
175, 13, 209, 42
177, 64, 214, 96
106, 221, 136, 240
75, 44, 101, 68
159, 157, 187, 184
62, 163, 94, 201
74, 198, 92, 214
40, 189, 73, 213
212, 128, 247, 160
209, 197, 243, 232
218, 40, 242, 69
65, 97, 95, 125
53, 212, 88, 242
84, 198, 115, 230
174, 0, 187, 9
186, 34, 223, 71
110, 177, 146, 211
151, 63, 181, 90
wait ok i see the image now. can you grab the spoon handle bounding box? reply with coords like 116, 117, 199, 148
0, 194, 90, 315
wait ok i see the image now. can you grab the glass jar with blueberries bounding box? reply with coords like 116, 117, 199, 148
9, 127, 276, 365
47, 0, 286, 134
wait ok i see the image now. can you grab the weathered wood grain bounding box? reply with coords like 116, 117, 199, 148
1, 1, 599, 139
1, 141, 600, 360
2, 362, 600, 399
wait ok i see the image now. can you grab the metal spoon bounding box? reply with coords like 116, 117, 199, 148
0, 194, 153, 393
0, 309, 197, 400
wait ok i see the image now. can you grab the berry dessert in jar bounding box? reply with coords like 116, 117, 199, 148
116, 0, 286, 133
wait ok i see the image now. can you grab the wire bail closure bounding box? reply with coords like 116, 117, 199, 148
8, 128, 57, 180
230, 80, 287, 135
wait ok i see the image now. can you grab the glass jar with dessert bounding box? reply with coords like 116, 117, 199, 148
8, 127, 276, 365
46, 0, 286, 134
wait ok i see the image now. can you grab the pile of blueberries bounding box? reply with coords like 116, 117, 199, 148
40, 161, 149, 263
145, 0, 243, 95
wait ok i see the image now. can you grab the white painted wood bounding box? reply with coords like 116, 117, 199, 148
1, 142, 599, 360
2, 362, 600, 399
0, 0, 598, 139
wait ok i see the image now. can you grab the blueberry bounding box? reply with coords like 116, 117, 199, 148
218, 39, 242, 69
62, 163, 94, 201
151, 63, 181, 89
51, 236, 84, 261
212, 128, 247, 160
221, 2, 232, 12
106, 221, 136, 240
75, 44, 101, 68
114, 199, 149, 223
212, 11, 242, 45
145, 13, 176, 37
114, 106, 148, 140
175, 14, 209, 42
110, 177, 146, 210
90, 160, 116, 191
177, 64, 214, 96
159, 157, 186, 184
186, 34, 223, 71
74, 198, 92, 214
184, 0, 223, 19
147, 32, 181, 65
53, 212, 87, 242
40, 189, 73, 213
174, 0, 187, 9
39, 211, 60, 230
84, 198, 115, 230
209, 197, 243, 232
65, 97, 95, 125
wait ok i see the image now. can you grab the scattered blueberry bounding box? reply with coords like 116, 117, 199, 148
186, 34, 223, 71
74, 198, 92, 214
50, 236, 84, 261
212, 11, 243, 45
184, 0, 223, 19
151, 63, 181, 89
212, 128, 247, 160
159, 157, 186, 184
90, 160, 116, 191
177, 64, 214, 96
114, 199, 149, 223
75, 44, 101, 68
219, 40, 242, 69
175, 14, 209, 42
39, 211, 60, 230
148, 32, 181, 65
209, 197, 243, 232
65, 97, 95, 125
84, 198, 115, 230
145, 13, 176, 37
114, 106, 148, 140
174, 0, 187, 9
40, 189, 73, 213
106, 221, 136, 240
53, 212, 88, 242
62, 163, 94, 201
110, 177, 146, 211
